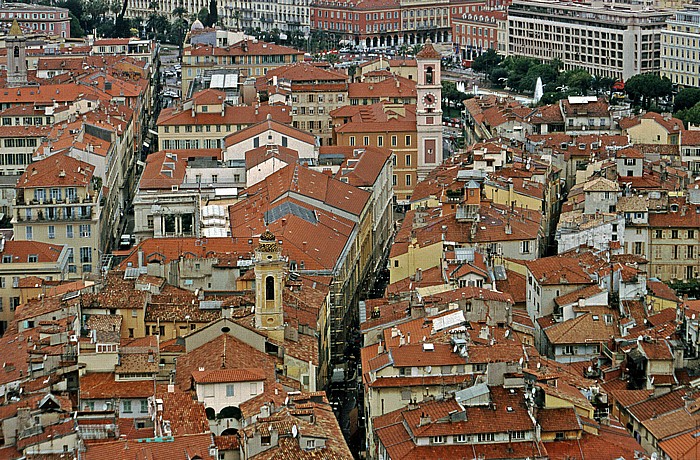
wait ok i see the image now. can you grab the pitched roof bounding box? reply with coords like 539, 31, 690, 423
82, 433, 216, 460
526, 256, 593, 286
537, 407, 581, 432
416, 41, 442, 60
17, 153, 94, 188
223, 115, 315, 147
544, 312, 617, 344
191, 368, 266, 384
80, 372, 156, 399
1, 240, 64, 263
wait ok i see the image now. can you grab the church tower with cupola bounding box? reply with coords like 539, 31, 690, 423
254, 229, 285, 342
416, 39, 444, 181
6, 19, 27, 87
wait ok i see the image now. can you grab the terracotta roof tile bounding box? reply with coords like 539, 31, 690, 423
83, 433, 216, 460
192, 367, 266, 383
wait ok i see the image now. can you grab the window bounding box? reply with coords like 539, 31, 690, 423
655, 230, 663, 239
205, 385, 214, 397
690, 230, 696, 239
405, 135, 411, 146
511, 431, 526, 440
521, 240, 531, 254
0, 277, 4, 288
455, 434, 467, 443
28, 254, 38, 263
672, 230, 679, 239
688, 245, 695, 259
122, 400, 132, 413
431, 436, 446, 444
391, 135, 397, 146
363, 136, 369, 146
349, 136, 355, 146
405, 154, 411, 166
306, 440, 316, 449
80, 247, 92, 263
392, 175, 397, 186
147, 216, 154, 229
634, 242, 643, 255
25, 226, 32, 240
80, 224, 91, 238
226, 384, 235, 397
377, 136, 383, 147
405, 175, 411, 186
48, 225, 55, 239
563, 345, 574, 355
477, 433, 494, 442
250, 383, 257, 395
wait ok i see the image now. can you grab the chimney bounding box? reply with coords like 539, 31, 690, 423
138, 248, 144, 268
418, 413, 432, 426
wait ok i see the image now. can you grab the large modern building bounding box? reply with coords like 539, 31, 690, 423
507, 0, 672, 80
661, 5, 700, 88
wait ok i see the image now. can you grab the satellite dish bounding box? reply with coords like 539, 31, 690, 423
426, 366, 432, 374
588, 366, 593, 373
651, 453, 658, 460
505, 330, 511, 338
291, 425, 298, 438
536, 362, 541, 369
284, 396, 289, 406
693, 314, 696, 320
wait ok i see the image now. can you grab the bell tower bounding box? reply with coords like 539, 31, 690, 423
6, 20, 27, 88
416, 39, 443, 181
254, 229, 285, 342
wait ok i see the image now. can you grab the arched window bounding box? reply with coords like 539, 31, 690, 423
265, 276, 274, 301
13, 46, 19, 58
425, 66, 433, 85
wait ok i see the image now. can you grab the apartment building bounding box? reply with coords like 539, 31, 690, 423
13, 154, 102, 279
156, 89, 292, 151
0, 2, 71, 37
181, 40, 304, 96
507, 0, 672, 80
453, 9, 505, 61
0, 239, 69, 335
260, 62, 348, 146
661, 6, 700, 88
648, 199, 700, 282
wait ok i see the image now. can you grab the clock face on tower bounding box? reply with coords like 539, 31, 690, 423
423, 93, 436, 107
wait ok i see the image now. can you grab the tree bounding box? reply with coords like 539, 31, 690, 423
489, 67, 509, 87
674, 87, 700, 112
471, 49, 502, 74
562, 69, 593, 95
625, 73, 673, 110
231, 10, 241, 31
442, 81, 470, 110
206, 0, 218, 27
676, 102, 700, 127
197, 7, 209, 25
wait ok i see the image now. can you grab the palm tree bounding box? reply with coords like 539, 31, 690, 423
231, 10, 241, 31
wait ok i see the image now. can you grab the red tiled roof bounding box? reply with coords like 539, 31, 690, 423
537, 407, 581, 432
647, 280, 681, 303
191, 368, 266, 384
526, 256, 593, 286
80, 373, 155, 400
223, 116, 315, 147
158, 102, 291, 127
83, 433, 216, 460
17, 152, 94, 188
2, 240, 64, 263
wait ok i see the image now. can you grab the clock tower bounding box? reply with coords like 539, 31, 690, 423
416, 39, 444, 181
